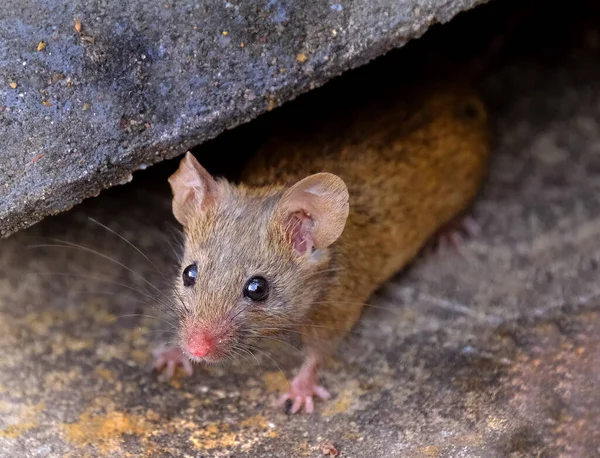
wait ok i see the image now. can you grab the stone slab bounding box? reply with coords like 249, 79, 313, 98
0, 0, 485, 237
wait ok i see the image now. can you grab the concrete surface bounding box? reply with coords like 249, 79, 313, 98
2, 2, 600, 457
0, 0, 487, 238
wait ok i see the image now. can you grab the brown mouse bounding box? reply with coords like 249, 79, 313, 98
152, 81, 490, 414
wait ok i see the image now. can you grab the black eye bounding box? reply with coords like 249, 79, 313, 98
243, 276, 269, 301
182, 263, 198, 287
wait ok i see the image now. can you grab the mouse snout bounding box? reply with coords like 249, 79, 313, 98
186, 329, 217, 358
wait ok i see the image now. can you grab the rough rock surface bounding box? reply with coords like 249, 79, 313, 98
1, 2, 600, 457
0, 0, 486, 237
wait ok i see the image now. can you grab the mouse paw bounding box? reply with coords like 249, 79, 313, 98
429, 215, 480, 255
152, 345, 193, 380
278, 375, 331, 414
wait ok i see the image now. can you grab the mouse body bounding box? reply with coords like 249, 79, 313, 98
153, 82, 490, 414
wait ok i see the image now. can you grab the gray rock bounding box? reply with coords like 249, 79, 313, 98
0, 0, 486, 237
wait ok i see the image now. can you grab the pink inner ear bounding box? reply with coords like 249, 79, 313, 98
287, 211, 314, 255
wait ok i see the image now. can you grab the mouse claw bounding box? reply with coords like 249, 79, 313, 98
428, 215, 480, 256
304, 396, 314, 414
460, 216, 480, 236
278, 381, 331, 414
313, 385, 331, 400
181, 357, 194, 376
152, 345, 193, 380
166, 360, 176, 380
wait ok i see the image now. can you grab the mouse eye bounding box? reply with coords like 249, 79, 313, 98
243, 276, 269, 301
182, 263, 198, 287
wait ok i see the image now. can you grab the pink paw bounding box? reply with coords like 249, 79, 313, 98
278, 378, 331, 414
152, 345, 193, 380
430, 215, 480, 254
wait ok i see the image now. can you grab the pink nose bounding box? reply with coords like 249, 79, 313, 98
187, 331, 215, 358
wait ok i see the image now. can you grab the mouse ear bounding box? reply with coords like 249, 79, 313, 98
168, 152, 220, 227
276, 173, 349, 255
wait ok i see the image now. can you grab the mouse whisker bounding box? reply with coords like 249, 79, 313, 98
247, 335, 304, 357
247, 345, 289, 385
283, 291, 399, 318
139, 329, 178, 340
117, 313, 177, 327
295, 321, 362, 335
252, 313, 363, 338
271, 326, 358, 345
64, 288, 162, 309
87, 217, 169, 279
223, 346, 243, 364
229, 350, 252, 368
28, 240, 173, 307
158, 306, 181, 322
170, 288, 188, 316
288, 304, 400, 330
228, 305, 250, 324
232, 344, 262, 370
165, 225, 185, 264
291, 320, 366, 341
33, 271, 171, 309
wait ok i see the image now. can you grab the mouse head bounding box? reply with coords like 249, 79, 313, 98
168, 152, 349, 363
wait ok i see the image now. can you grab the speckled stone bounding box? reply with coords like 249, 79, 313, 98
0, 0, 487, 238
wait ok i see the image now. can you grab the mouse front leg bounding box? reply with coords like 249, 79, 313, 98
152, 344, 193, 380
278, 297, 363, 414
278, 351, 331, 414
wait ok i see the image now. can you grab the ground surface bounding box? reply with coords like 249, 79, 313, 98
0, 0, 485, 238
1, 2, 600, 457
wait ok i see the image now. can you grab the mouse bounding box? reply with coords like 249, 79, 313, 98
151, 80, 490, 414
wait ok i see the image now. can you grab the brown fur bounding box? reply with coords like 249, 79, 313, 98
240, 82, 490, 357
168, 81, 489, 381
